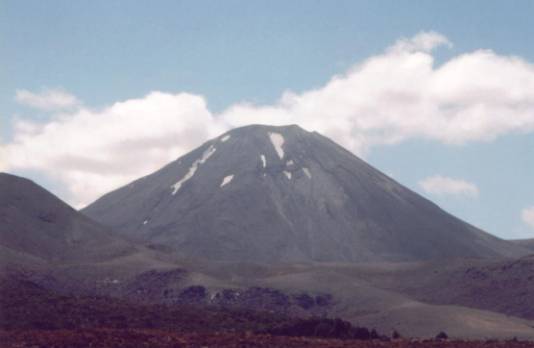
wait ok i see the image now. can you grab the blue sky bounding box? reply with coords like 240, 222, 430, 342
1, 1, 533, 239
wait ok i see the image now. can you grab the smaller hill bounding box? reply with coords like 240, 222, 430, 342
0, 173, 135, 267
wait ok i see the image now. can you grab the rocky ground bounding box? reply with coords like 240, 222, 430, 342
2, 330, 534, 348
2, 273, 534, 347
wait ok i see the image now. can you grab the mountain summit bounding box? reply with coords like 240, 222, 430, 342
82, 125, 526, 263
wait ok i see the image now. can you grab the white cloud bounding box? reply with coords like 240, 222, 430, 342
15, 88, 81, 111
220, 31, 534, 153
419, 175, 479, 197
4, 92, 225, 207
522, 206, 534, 229
3, 31, 534, 207
389, 31, 452, 53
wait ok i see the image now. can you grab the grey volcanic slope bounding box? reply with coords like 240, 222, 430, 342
82, 125, 527, 263
511, 238, 534, 251
0, 173, 135, 265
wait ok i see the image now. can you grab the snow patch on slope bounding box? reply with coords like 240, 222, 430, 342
221, 135, 231, 142
269, 132, 285, 159
284, 171, 292, 180
171, 145, 216, 194
303, 167, 312, 179
261, 155, 266, 168
220, 174, 234, 187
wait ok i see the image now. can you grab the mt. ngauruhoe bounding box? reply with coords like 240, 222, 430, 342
83, 125, 526, 263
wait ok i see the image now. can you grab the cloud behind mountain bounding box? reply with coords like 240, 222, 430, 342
3, 31, 534, 207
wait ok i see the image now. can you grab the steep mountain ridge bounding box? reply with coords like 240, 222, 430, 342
0, 173, 135, 266
83, 125, 527, 263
